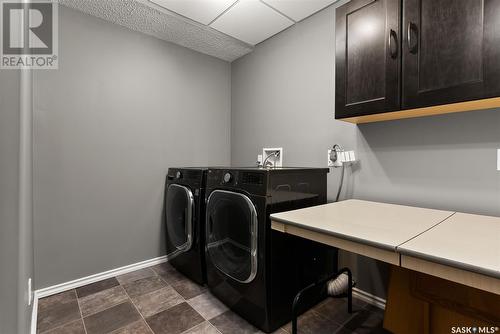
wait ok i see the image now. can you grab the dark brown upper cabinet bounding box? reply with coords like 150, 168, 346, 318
403, 0, 500, 109
335, 0, 500, 122
335, 0, 401, 119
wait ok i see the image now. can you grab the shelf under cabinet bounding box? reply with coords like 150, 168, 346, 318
338, 97, 500, 124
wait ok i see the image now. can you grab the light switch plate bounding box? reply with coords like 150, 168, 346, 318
28, 278, 32, 306
497, 149, 500, 171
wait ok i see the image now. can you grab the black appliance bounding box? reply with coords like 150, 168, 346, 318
164, 167, 208, 285
204, 167, 337, 333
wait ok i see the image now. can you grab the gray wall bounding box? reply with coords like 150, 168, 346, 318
354, 112, 500, 216
0, 68, 34, 333
34, 6, 231, 289
231, 4, 500, 298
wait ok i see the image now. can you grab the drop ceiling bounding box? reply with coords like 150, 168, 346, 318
211, 1, 294, 45
59, 0, 338, 62
151, 0, 238, 25
150, 0, 338, 45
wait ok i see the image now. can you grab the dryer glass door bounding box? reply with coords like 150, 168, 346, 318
206, 190, 258, 283
166, 184, 194, 253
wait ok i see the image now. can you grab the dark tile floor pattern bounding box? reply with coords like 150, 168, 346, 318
37, 263, 390, 334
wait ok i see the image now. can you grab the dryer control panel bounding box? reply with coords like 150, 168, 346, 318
206, 169, 268, 196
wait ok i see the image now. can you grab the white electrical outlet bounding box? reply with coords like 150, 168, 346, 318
339, 151, 347, 163
350, 151, 356, 162
28, 278, 32, 306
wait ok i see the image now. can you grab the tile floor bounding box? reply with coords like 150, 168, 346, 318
37, 262, 390, 334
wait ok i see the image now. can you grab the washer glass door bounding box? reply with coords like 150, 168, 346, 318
166, 184, 194, 253
206, 190, 258, 283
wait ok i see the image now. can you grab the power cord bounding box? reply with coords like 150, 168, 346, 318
335, 163, 345, 202
331, 144, 345, 202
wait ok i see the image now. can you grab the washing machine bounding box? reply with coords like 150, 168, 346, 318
165, 167, 208, 285
204, 167, 338, 333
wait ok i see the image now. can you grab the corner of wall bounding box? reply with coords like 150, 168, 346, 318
18, 69, 35, 334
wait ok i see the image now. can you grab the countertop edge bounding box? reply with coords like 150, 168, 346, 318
398, 247, 500, 280
270, 215, 397, 252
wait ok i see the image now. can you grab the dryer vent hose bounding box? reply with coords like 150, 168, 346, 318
326, 273, 354, 296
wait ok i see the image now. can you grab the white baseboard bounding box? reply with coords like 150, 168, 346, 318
352, 287, 386, 309
32, 256, 168, 334
35, 255, 167, 299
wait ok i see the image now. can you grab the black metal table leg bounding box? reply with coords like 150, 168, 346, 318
292, 282, 315, 334
291, 267, 353, 334
346, 268, 353, 313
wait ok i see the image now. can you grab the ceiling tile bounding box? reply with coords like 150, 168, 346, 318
262, 0, 337, 22
149, 0, 238, 25
210, 0, 294, 45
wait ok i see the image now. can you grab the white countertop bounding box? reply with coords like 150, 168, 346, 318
398, 213, 500, 279
270, 199, 454, 251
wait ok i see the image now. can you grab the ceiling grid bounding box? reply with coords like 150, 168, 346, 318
59, 0, 338, 61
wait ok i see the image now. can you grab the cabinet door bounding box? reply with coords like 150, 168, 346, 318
335, 0, 400, 119
403, 0, 500, 109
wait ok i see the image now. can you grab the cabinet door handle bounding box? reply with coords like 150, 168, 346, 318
388, 29, 398, 59
407, 22, 418, 54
